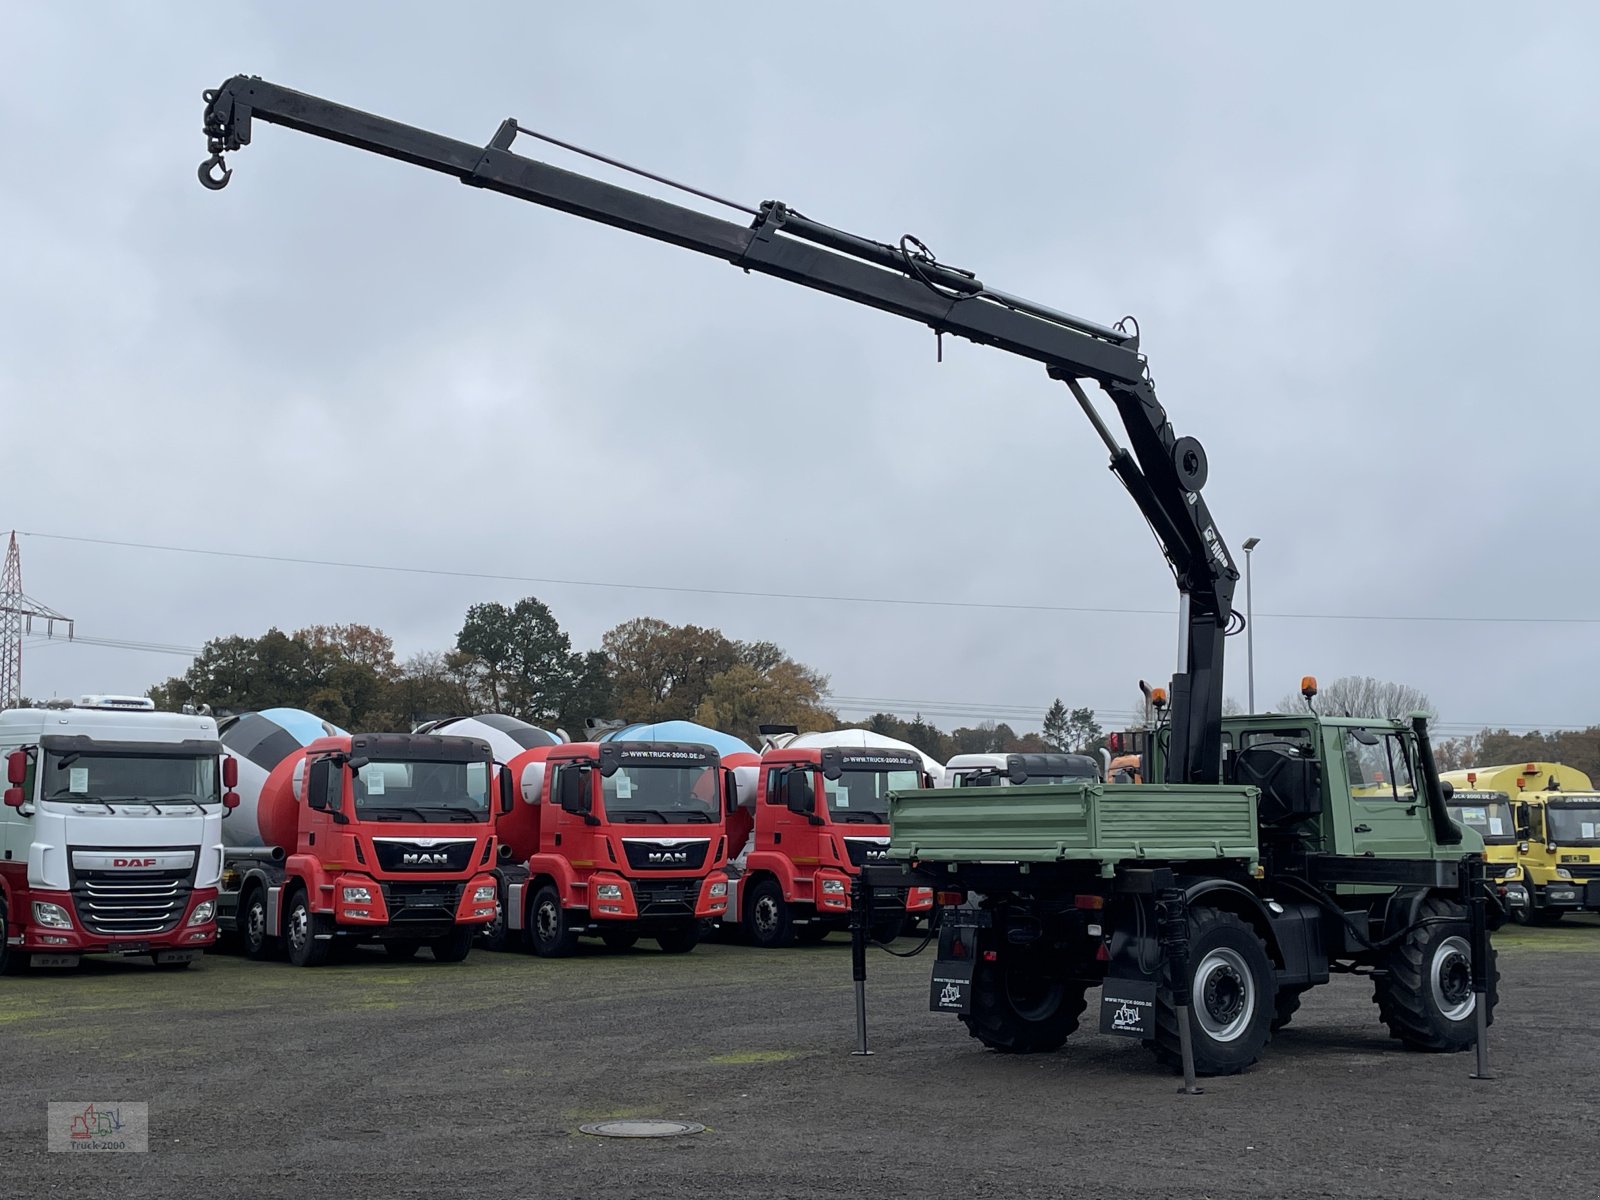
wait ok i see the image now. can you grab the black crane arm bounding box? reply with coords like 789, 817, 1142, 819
198, 75, 1240, 785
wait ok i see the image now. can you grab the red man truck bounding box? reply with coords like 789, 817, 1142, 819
503, 738, 736, 956
217, 723, 503, 966
729, 743, 934, 947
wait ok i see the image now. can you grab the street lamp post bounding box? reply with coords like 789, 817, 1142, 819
1242, 537, 1261, 713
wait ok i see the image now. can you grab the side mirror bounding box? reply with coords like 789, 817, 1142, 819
499, 768, 516, 815
306, 759, 334, 812
1439, 780, 1454, 802
3, 787, 23, 809
786, 770, 816, 817
1006, 765, 1029, 786
222, 755, 239, 789
222, 791, 240, 814
558, 768, 591, 816
346, 755, 370, 773
7, 749, 28, 787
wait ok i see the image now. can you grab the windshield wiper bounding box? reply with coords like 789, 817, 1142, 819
119, 797, 205, 813
418, 805, 486, 822
361, 806, 420, 822
47, 793, 114, 808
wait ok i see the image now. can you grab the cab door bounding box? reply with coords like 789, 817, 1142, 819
1335, 726, 1433, 857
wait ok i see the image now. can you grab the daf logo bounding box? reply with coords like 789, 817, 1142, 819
401, 851, 451, 865
113, 857, 157, 868
647, 850, 690, 865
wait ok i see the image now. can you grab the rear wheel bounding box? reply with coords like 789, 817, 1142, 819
1374, 895, 1498, 1052
284, 889, 330, 968
241, 887, 277, 961
477, 891, 509, 951
526, 885, 581, 958
430, 926, 475, 963
960, 954, 1089, 1054
1148, 907, 1275, 1076
601, 930, 639, 952
745, 880, 795, 949
655, 922, 701, 954
1272, 985, 1310, 1032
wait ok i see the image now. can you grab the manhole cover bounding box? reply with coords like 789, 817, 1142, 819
578, 1120, 705, 1139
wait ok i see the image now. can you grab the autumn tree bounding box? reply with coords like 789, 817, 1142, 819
1275, 675, 1434, 721
1042, 699, 1070, 750
695, 660, 836, 746
602, 618, 740, 723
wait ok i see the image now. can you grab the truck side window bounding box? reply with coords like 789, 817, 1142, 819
1343, 728, 1416, 804
764, 770, 786, 806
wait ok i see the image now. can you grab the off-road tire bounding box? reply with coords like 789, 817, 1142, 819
284, 888, 330, 968
430, 926, 475, 963
526, 885, 581, 958
960, 956, 1090, 1053
385, 940, 421, 961
601, 930, 639, 951
241, 887, 277, 961
1148, 907, 1275, 1076
655, 922, 701, 954
1374, 895, 1498, 1052
745, 879, 795, 949
1272, 985, 1311, 1032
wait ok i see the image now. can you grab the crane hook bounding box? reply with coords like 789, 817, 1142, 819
198, 154, 232, 190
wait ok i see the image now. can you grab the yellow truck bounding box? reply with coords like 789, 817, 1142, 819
1441, 763, 1600, 924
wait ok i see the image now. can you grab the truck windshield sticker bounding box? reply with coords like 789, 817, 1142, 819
69, 767, 89, 794
365, 771, 386, 796
1489, 817, 1504, 836
1586, 823, 1596, 840
615, 774, 634, 799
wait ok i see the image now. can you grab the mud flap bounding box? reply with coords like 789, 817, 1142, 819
1099, 977, 1157, 1037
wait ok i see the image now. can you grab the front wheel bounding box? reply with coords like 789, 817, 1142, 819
284, 889, 330, 968
431, 926, 475, 963
241, 888, 277, 961
526, 885, 581, 958
960, 952, 1089, 1053
745, 879, 795, 949
477, 892, 509, 951
1147, 907, 1275, 1076
1374, 895, 1498, 1052
655, 922, 701, 954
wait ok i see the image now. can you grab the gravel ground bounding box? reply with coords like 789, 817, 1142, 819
1, 917, 1596, 1199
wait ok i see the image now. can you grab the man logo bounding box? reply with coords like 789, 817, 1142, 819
401, 851, 451, 866
113, 858, 156, 868
865, 847, 888, 861
647, 850, 690, 865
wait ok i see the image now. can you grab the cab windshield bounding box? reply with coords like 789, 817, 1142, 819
824, 768, 922, 824
353, 759, 490, 823
1447, 798, 1518, 845
42, 751, 219, 807
1545, 803, 1600, 846
602, 764, 717, 824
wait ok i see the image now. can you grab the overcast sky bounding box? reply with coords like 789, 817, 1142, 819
3, 3, 1597, 738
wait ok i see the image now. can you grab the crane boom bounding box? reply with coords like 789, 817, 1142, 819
198, 75, 1240, 784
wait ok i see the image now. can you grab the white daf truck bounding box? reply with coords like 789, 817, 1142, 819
0, 696, 231, 972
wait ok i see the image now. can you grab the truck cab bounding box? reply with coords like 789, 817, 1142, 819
733, 744, 933, 947
942, 752, 1101, 789
0, 696, 226, 972
218, 730, 502, 966
504, 740, 734, 956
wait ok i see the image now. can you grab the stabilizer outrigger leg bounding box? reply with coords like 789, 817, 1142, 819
849, 875, 872, 1056
1158, 887, 1203, 1095
1467, 857, 1494, 1081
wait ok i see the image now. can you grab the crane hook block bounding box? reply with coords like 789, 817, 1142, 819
198, 154, 232, 190
1171, 436, 1208, 492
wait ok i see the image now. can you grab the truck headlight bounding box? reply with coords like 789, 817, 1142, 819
596, 884, 623, 900
1499, 865, 1521, 881
709, 881, 728, 898
342, 886, 373, 903
472, 885, 496, 904
33, 901, 73, 929
187, 900, 216, 925
821, 879, 846, 895
1555, 868, 1574, 882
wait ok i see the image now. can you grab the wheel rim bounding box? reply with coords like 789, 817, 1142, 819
485, 901, 504, 942
1195, 947, 1256, 1042
288, 905, 308, 953
753, 895, 779, 937
245, 901, 265, 949
536, 900, 560, 943
1430, 935, 1475, 1021
1003, 968, 1066, 1022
